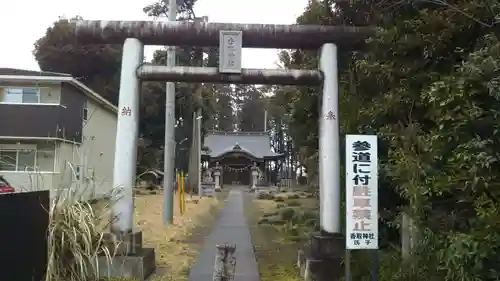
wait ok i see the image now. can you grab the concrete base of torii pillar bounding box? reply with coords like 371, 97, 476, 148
297, 232, 344, 281
96, 230, 156, 280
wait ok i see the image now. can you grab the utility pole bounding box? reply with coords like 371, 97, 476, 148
196, 17, 208, 198
188, 110, 202, 196
197, 108, 202, 197
163, 0, 176, 225
188, 111, 197, 193
185, 16, 207, 198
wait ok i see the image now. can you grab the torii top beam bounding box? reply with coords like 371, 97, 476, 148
72, 20, 375, 49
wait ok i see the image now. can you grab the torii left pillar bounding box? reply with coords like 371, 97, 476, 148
98, 38, 156, 280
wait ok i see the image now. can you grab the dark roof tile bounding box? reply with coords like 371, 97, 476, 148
0, 68, 71, 77
204, 131, 281, 159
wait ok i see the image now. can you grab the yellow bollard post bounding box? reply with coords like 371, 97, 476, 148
177, 172, 182, 214
181, 171, 186, 214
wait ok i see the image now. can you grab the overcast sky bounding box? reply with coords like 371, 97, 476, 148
0, 0, 309, 71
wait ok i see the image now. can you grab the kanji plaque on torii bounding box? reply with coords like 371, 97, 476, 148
219, 30, 242, 74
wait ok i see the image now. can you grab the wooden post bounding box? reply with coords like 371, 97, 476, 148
181, 171, 186, 214
177, 172, 182, 214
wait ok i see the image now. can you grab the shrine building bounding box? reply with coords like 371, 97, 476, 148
202, 131, 284, 186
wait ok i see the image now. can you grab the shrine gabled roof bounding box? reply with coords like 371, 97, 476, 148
203, 131, 282, 159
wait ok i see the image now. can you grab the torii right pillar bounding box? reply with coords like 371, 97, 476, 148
298, 43, 344, 281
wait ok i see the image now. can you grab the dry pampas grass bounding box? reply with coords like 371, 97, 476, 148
45, 189, 116, 281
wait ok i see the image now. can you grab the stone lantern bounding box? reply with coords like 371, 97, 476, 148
250, 162, 259, 190
214, 162, 222, 190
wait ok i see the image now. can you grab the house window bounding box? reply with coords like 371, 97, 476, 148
0, 150, 17, 171
1, 87, 40, 104
0, 149, 35, 171
83, 102, 88, 121
18, 150, 36, 171
0, 147, 55, 172
36, 149, 55, 172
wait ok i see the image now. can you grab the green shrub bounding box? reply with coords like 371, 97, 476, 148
256, 191, 274, 200
267, 218, 286, 225
287, 200, 301, 207
304, 218, 317, 227
291, 212, 307, 225
288, 235, 304, 242
262, 212, 278, 217
287, 227, 299, 236
262, 193, 275, 200
303, 211, 317, 220
280, 208, 296, 221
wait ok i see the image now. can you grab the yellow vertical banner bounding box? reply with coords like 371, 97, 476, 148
177, 172, 182, 214
181, 171, 186, 214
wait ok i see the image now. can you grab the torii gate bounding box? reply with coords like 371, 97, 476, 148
70, 15, 372, 281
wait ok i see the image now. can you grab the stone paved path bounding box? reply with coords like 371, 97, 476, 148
188, 187, 259, 281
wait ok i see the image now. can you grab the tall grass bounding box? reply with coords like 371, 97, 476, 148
45, 189, 116, 281
0, 148, 139, 281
